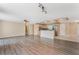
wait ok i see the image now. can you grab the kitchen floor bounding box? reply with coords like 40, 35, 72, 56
0, 35, 78, 55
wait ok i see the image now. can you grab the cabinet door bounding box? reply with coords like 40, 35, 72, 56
33, 24, 40, 36
77, 24, 79, 35
59, 24, 66, 36
65, 22, 77, 36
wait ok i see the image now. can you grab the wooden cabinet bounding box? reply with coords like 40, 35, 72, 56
55, 19, 79, 37
33, 24, 40, 36
65, 22, 78, 37
24, 20, 33, 35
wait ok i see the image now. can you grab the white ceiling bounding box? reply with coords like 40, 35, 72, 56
0, 3, 79, 23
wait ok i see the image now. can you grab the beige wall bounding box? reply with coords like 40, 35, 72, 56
0, 20, 25, 38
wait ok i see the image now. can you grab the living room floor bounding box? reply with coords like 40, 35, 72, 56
0, 35, 78, 55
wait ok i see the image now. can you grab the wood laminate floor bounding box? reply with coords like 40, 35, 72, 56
0, 35, 79, 55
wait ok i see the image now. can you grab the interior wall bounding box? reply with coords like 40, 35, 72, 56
0, 20, 25, 38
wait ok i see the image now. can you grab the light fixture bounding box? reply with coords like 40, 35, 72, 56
38, 3, 47, 14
